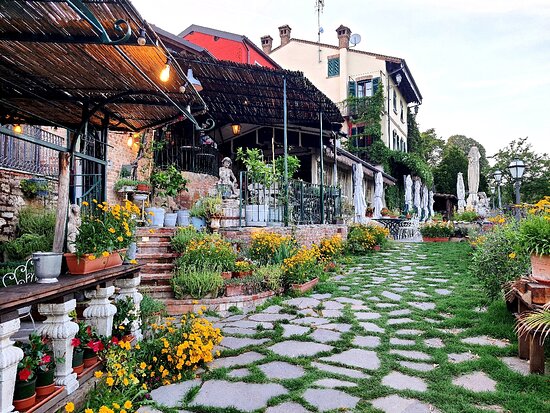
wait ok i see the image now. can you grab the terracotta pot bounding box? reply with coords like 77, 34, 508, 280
72, 348, 84, 374
291, 277, 319, 294
14, 377, 36, 401
531, 254, 550, 284
13, 393, 36, 411
422, 237, 449, 242
232, 270, 252, 279
136, 184, 150, 192
225, 284, 245, 297
83, 353, 99, 368
221, 271, 232, 280
36, 383, 55, 398
35, 369, 54, 388
64, 251, 124, 275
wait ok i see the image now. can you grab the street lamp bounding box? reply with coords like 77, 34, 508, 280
489, 185, 496, 210
493, 170, 502, 209
508, 159, 525, 219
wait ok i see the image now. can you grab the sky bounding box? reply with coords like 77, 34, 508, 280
131, 0, 550, 158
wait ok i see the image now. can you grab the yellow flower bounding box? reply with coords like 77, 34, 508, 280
102, 251, 110, 257
65, 403, 75, 413
140, 362, 147, 369
123, 401, 132, 409
82, 201, 89, 206
509, 252, 517, 259
117, 236, 124, 242
88, 254, 97, 261
106, 377, 114, 386
85, 409, 94, 413
112, 403, 120, 409
94, 371, 103, 378
92, 199, 98, 203
129, 259, 137, 264
108, 227, 116, 234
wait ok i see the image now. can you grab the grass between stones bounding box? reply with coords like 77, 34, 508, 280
175, 242, 549, 413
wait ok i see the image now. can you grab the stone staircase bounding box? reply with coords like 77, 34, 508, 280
135, 227, 178, 299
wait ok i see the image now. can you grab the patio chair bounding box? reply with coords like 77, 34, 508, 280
397, 217, 420, 240
1, 258, 36, 329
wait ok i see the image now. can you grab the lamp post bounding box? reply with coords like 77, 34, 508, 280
493, 170, 502, 209
489, 185, 496, 210
508, 158, 525, 220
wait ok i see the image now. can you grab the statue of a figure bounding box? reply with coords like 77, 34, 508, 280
218, 157, 238, 197
477, 192, 490, 218
67, 204, 81, 253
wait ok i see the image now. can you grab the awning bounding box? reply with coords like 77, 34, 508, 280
0, 0, 207, 132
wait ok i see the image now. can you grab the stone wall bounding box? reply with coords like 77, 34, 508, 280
219, 224, 348, 249
0, 168, 58, 242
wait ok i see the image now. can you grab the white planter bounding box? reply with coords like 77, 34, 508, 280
146, 207, 165, 227
32, 252, 62, 283
164, 213, 177, 227
177, 210, 190, 226
246, 205, 268, 226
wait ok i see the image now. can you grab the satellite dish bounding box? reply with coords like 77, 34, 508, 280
350, 33, 361, 47
319, 27, 324, 34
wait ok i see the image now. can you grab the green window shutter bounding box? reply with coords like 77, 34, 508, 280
348, 80, 356, 97
373, 77, 380, 93
327, 57, 340, 77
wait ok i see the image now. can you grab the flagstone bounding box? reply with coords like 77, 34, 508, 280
258, 361, 305, 379
309, 328, 342, 343
268, 340, 333, 357
360, 322, 385, 333
290, 316, 330, 326
211, 351, 265, 369
371, 395, 440, 413
248, 313, 296, 322
311, 293, 332, 300
411, 291, 431, 298
320, 348, 380, 370
321, 309, 343, 318
500, 357, 532, 376
262, 305, 283, 313
318, 322, 352, 332
389, 349, 431, 361
283, 297, 321, 309
376, 303, 398, 308
381, 371, 427, 392
225, 320, 274, 330
408, 302, 436, 311
434, 288, 452, 295
388, 309, 412, 316
334, 297, 364, 305
227, 368, 250, 378
390, 337, 416, 346
461, 336, 509, 348
189, 380, 287, 412
452, 372, 497, 392
398, 361, 435, 372
387, 317, 415, 325
282, 324, 310, 338
424, 338, 445, 348
302, 388, 360, 412
366, 296, 381, 301
265, 402, 311, 413
448, 352, 480, 363
355, 311, 381, 320
313, 378, 358, 388
322, 300, 345, 309
352, 335, 381, 348
219, 336, 270, 350
150, 380, 201, 408
221, 327, 258, 336
381, 291, 402, 301
310, 362, 369, 379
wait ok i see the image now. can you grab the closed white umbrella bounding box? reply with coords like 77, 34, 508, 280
404, 175, 413, 213
429, 190, 435, 219
457, 172, 466, 213
467, 146, 480, 208
422, 184, 429, 222
373, 171, 384, 219
353, 163, 367, 223
413, 178, 422, 215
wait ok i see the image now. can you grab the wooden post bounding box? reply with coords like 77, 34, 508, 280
53, 152, 70, 253
529, 334, 545, 374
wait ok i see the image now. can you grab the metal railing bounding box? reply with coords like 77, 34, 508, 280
238, 171, 342, 226
155, 144, 219, 177
337, 96, 371, 119
0, 125, 65, 176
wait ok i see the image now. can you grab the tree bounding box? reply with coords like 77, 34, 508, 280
446, 135, 489, 193
434, 145, 468, 195
489, 137, 550, 204
407, 115, 445, 168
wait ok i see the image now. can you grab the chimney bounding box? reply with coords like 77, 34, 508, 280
261, 35, 273, 54
278, 24, 291, 47
336, 25, 351, 49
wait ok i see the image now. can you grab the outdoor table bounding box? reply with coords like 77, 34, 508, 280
373, 217, 404, 239
509, 279, 550, 374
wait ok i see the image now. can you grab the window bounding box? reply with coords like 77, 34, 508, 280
357, 80, 373, 98
400, 100, 404, 123
392, 88, 397, 113
327, 57, 340, 77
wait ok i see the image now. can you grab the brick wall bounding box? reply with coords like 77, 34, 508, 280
0, 168, 58, 242
176, 172, 219, 209
106, 131, 142, 204
219, 224, 348, 249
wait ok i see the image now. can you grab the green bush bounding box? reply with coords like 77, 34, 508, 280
255, 265, 283, 292
140, 294, 166, 327
518, 214, 550, 256
171, 266, 223, 299
419, 221, 454, 238
175, 233, 236, 271
170, 226, 207, 254
17, 206, 56, 237
3, 233, 51, 260
453, 210, 480, 222
471, 223, 531, 301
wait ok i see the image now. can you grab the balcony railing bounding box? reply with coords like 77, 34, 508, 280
155, 144, 219, 177
238, 171, 342, 226
337, 96, 371, 119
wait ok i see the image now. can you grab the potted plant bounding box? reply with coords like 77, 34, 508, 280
30, 334, 58, 397
419, 221, 454, 242
32, 251, 62, 284
282, 245, 322, 293
189, 200, 208, 230
114, 178, 139, 193
171, 266, 224, 299
518, 197, 550, 283
65, 199, 140, 274
20, 178, 49, 199
232, 259, 255, 278
140, 294, 166, 328
136, 180, 151, 192
71, 320, 104, 371
113, 296, 140, 341
13, 351, 37, 411
149, 165, 188, 227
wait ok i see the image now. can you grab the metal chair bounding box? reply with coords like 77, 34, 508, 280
1, 258, 36, 328
397, 217, 421, 240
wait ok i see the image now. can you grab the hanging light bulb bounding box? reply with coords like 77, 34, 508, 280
127, 135, 133, 147
179, 85, 186, 93
137, 28, 147, 46
231, 123, 241, 136
13, 124, 22, 133
160, 57, 172, 82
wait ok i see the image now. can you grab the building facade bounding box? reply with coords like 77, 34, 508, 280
262, 24, 422, 153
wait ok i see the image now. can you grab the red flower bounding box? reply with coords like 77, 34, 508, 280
87, 340, 104, 353
40, 354, 51, 364
111, 337, 119, 345
18, 368, 31, 381
71, 338, 81, 347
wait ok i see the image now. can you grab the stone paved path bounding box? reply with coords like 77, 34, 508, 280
148, 242, 546, 412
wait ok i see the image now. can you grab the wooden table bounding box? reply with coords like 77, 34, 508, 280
509, 279, 550, 374
0, 264, 142, 321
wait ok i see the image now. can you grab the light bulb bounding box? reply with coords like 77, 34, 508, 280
160, 63, 170, 82
14, 124, 22, 133
127, 136, 133, 147
179, 85, 186, 93
137, 28, 147, 46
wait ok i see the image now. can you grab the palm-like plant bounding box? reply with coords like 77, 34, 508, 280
516, 302, 550, 344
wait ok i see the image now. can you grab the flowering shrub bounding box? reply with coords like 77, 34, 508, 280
419, 221, 454, 238
346, 224, 388, 254
170, 226, 207, 254
471, 222, 530, 301
176, 234, 236, 271
282, 244, 322, 285
72, 320, 104, 354
488, 214, 507, 225
234, 259, 255, 272
113, 296, 140, 338
318, 234, 344, 263
249, 231, 297, 265
519, 196, 550, 256
73, 200, 140, 259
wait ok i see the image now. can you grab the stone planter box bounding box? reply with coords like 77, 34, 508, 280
290, 277, 319, 294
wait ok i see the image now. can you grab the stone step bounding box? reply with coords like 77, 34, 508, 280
136, 241, 173, 254
140, 262, 174, 273
136, 252, 178, 265
139, 284, 174, 299
141, 273, 172, 286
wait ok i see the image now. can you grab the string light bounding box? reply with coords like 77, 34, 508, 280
160, 57, 172, 82
13, 124, 22, 133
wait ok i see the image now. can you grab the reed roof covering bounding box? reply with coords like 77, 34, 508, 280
0, 0, 206, 131
180, 56, 344, 129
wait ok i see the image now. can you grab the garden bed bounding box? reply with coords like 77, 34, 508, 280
163, 290, 277, 316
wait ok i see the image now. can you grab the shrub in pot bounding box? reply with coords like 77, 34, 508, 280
419, 221, 454, 241
518, 197, 550, 283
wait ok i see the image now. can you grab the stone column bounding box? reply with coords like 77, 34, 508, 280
38, 300, 79, 394
0, 316, 23, 413
83, 286, 117, 338
114, 275, 143, 341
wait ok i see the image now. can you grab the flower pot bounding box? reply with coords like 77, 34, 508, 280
35, 369, 55, 397
13, 393, 36, 411
83, 349, 99, 368
124, 242, 137, 263
146, 207, 165, 227
33, 252, 62, 283
291, 277, 319, 294
221, 271, 232, 280
164, 212, 178, 227
14, 377, 36, 401
191, 216, 206, 230
531, 254, 550, 284
121, 334, 135, 343
210, 216, 221, 232
422, 237, 450, 242
177, 209, 190, 226
136, 184, 150, 192
64, 251, 123, 275
72, 348, 84, 374
225, 284, 245, 297
36, 382, 55, 398
232, 271, 252, 279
